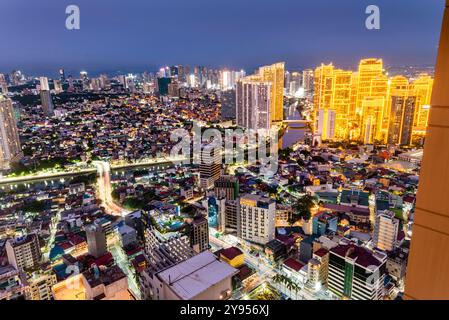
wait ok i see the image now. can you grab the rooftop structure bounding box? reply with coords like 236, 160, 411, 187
154, 251, 238, 300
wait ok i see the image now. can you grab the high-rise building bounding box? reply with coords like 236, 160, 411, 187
404, 2, 449, 299
360, 97, 386, 144
59, 68, 66, 81
313, 64, 335, 112
188, 214, 209, 253
236, 76, 272, 131
259, 62, 285, 123
310, 59, 433, 145
80, 71, 89, 90
223, 199, 239, 233
238, 194, 276, 245
328, 244, 386, 300
360, 74, 389, 143
315, 108, 336, 141
39, 77, 54, 116
313, 65, 354, 140
168, 82, 179, 97
221, 70, 233, 90
387, 79, 417, 146
302, 69, 314, 97
157, 77, 171, 96
411, 74, 433, 133
288, 71, 302, 96
220, 89, 236, 120
214, 175, 239, 201
27, 271, 57, 300
373, 211, 400, 252
0, 95, 23, 171
355, 58, 384, 139
53, 80, 63, 94
236, 63, 284, 129
40, 90, 54, 116
0, 265, 28, 300
199, 144, 222, 190
85, 223, 107, 259
356, 59, 384, 111
6, 234, 42, 272
39, 77, 50, 91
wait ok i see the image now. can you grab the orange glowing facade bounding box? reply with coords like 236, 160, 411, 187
312, 58, 433, 146
258, 62, 285, 124
313, 64, 354, 140
412, 74, 433, 133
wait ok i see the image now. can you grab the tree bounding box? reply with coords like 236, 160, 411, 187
271, 274, 301, 298
291, 194, 317, 222
21, 200, 47, 213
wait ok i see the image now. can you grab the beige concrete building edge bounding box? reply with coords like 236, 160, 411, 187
404, 0, 449, 300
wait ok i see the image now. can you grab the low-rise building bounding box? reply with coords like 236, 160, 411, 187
26, 271, 57, 300
52, 265, 132, 300
6, 234, 42, 272
0, 265, 28, 300
219, 247, 244, 268
151, 251, 238, 300
328, 244, 387, 300
238, 194, 276, 245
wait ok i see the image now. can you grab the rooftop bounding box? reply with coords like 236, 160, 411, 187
220, 247, 243, 261
83, 264, 127, 288
157, 251, 238, 300
283, 258, 305, 272
330, 244, 385, 269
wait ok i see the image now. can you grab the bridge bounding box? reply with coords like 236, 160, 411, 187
0, 156, 187, 186
282, 119, 311, 124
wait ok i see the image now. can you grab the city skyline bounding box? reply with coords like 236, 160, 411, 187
1, 0, 449, 304
0, 0, 444, 76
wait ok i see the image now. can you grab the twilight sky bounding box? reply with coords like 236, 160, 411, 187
0, 0, 445, 76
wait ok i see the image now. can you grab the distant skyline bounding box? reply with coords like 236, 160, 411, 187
0, 0, 444, 77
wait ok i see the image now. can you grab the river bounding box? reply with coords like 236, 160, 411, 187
281, 102, 309, 149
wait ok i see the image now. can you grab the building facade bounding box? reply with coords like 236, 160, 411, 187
238, 194, 276, 245
0, 95, 22, 171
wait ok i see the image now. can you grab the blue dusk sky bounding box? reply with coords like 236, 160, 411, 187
0, 0, 445, 76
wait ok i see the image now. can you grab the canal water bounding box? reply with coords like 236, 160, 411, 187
281, 103, 309, 149
0, 162, 176, 191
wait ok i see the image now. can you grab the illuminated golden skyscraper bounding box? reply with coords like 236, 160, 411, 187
360, 97, 386, 144
313, 64, 335, 111
356, 59, 384, 105
365, 75, 389, 141
311, 58, 433, 145
313, 64, 335, 140
411, 74, 433, 133
386, 76, 417, 146
355, 59, 384, 138
258, 62, 285, 124
333, 69, 353, 140
313, 64, 353, 140
348, 72, 359, 139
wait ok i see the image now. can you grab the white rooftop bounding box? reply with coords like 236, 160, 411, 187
157, 251, 238, 300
